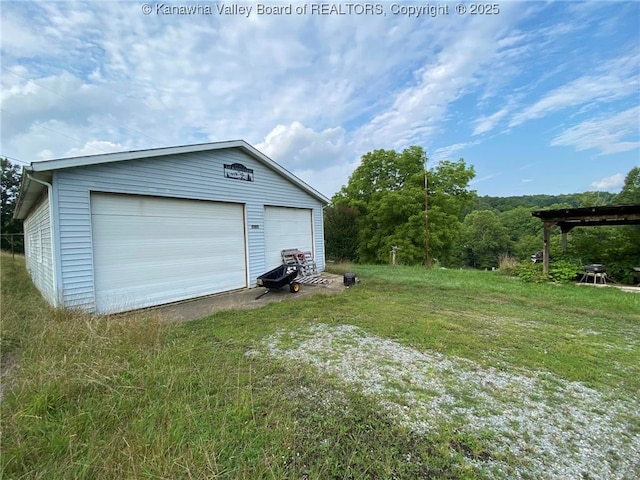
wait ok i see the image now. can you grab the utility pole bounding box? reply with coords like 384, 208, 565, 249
424, 153, 431, 267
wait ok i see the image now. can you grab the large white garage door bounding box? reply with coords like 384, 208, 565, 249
264, 206, 313, 270
91, 193, 247, 313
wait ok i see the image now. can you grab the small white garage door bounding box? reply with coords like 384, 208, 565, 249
264, 206, 313, 269
91, 193, 247, 313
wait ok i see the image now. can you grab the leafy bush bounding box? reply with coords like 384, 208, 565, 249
548, 259, 582, 283
324, 205, 359, 262
517, 259, 582, 283
607, 262, 637, 285
516, 261, 547, 283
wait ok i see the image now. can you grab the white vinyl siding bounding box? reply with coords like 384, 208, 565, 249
264, 206, 313, 270
52, 148, 325, 311
90, 193, 247, 313
23, 195, 56, 305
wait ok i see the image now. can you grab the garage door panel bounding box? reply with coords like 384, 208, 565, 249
264, 206, 313, 270
96, 270, 242, 305
96, 259, 242, 290
91, 193, 247, 313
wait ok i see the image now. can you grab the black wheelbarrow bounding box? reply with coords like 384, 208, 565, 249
255, 264, 302, 299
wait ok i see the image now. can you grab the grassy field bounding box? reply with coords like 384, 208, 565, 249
2, 253, 639, 479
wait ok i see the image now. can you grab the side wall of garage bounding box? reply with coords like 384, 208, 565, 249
54, 148, 325, 312
23, 193, 57, 306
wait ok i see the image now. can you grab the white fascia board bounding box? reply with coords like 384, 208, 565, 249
29, 140, 246, 172
25, 139, 330, 205
13, 170, 51, 220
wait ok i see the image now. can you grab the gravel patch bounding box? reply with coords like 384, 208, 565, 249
251, 323, 640, 479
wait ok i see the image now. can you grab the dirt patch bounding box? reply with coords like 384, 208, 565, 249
146, 273, 347, 322
253, 323, 640, 480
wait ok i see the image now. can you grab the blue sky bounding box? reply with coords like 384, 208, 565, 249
1, 0, 639, 199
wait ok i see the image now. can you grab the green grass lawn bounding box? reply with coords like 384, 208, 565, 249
2, 254, 639, 479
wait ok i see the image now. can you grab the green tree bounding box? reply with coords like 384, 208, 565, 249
368, 186, 426, 264
498, 206, 542, 260
427, 160, 476, 265
614, 167, 640, 205
458, 210, 512, 269
471, 192, 616, 212
499, 207, 541, 241
333, 146, 426, 206
332, 147, 475, 266
1, 158, 23, 252
323, 205, 359, 261
577, 191, 611, 207
333, 146, 427, 265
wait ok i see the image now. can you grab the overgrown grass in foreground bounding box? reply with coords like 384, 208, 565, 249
2, 254, 639, 479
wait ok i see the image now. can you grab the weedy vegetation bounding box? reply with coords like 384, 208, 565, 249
2, 253, 639, 479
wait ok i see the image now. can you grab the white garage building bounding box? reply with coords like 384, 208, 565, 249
14, 140, 329, 313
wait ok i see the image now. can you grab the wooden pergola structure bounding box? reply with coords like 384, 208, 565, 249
531, 204, 640, 274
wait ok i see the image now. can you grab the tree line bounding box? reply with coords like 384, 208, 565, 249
325, 147, 640, 283
1, 158, 23, 253
2, 153, 639, 282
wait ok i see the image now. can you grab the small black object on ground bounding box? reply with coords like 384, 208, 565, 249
255, 264, 302, 299
343, 272, 356, 286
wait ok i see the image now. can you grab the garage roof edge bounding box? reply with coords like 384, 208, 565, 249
15, 140, 330, 218
13, 170, 53, 220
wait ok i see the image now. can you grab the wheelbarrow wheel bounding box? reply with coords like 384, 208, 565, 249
290, 282, 301, 293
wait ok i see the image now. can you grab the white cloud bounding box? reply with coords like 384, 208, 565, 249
472, 107, 510, 136
4, 1, 523, 181
430, 141, 480, 164
294, 159, 361, 200
509, 55, 639, 127
0, 7, 55, 57
256, 122, 348, 170
2, 2, 442, 164
1, 0, 638, 199
36, 149, 55, 161
469, 174, 498, 185
550, 106, 640, 155
354, 9, 524, 152
591, 173, 625, 190
65, 141, 129, 158
4, 119, 91, 163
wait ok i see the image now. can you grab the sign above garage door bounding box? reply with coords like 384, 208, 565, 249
224, 163, 254, 182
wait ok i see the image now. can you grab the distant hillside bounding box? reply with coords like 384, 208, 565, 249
472, 192, 617, 213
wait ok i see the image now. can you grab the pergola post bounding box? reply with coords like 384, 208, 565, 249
543, 222, 552, 275
560, 226, 573, 254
